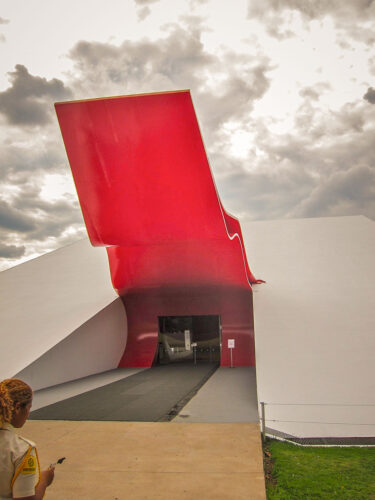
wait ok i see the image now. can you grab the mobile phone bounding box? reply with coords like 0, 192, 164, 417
50, 457, 66, 467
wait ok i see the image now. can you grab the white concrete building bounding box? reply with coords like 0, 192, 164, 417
1, 215, 374, 441
243, 215, 375, 441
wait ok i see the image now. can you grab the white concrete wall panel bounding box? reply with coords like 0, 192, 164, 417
0, 239, 121, 381
242, 216, 375, 438
14, 298, 127, 391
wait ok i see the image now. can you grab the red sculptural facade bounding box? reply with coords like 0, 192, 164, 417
55, 90, 258, 367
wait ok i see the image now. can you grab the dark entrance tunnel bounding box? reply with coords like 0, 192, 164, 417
155, 315, 221, 365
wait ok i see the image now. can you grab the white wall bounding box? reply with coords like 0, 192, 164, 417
242, 216, 375, 438
0, 239, 123, 382
14, 298, 127, 391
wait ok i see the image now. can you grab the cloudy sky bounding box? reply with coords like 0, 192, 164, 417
0, 0, 375, 270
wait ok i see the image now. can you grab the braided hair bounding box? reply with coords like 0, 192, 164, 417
0, 379, 32, 427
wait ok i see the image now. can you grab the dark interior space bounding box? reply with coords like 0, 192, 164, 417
155, 315, 221, 365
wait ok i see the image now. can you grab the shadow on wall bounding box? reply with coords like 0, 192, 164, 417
14, 298, 127, 391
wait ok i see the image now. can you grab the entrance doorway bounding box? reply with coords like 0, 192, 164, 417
155, 315, 221, 365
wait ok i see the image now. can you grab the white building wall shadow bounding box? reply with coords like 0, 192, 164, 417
15, 298, 127, 391
0, 238, 126, 385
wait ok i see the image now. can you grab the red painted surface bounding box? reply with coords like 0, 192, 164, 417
55, 90, 257, 367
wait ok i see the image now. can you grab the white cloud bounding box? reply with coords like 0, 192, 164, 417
0, 1, 375, 270
289, 165, 375, 218
364, 87, 375, 104
0, 65, 72, 126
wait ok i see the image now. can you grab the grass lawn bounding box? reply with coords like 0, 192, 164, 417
264, 439, 375, 499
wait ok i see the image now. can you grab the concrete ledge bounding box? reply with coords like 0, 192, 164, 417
266, 427, 375, 446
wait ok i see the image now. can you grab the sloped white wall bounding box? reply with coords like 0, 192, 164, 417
14, 298, 127, 391
0, 238, 124, 383
242, 216, 375, 438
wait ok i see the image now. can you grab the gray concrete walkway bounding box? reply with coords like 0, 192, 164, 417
174, 366, 259, 423
30, 365, 259, 424
31, 368, 145, 411
30, 363, 218, 421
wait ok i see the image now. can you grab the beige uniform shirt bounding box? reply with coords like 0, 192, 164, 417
0, 423, 40, 499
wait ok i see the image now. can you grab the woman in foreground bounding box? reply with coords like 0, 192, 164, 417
0, 379, 55, 499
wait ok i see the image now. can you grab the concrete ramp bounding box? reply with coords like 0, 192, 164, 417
29, 364, 218, 421
174, 367, 259, 423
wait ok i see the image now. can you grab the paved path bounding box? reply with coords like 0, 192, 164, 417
26, 365, 266, 498
30, 363, 218, 421
174, 367, 259, 423
22, 420, 267, 500
31, 368, 145, 411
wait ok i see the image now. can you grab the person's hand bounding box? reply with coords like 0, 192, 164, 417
42, 467, 55, 486
33, 466, 55, 499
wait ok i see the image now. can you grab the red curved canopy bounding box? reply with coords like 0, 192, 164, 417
55, 90, 257, 367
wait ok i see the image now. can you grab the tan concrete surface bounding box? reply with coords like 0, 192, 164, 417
22, 421, 266, 500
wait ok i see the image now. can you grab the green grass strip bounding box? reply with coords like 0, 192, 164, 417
265, 439, 375, 499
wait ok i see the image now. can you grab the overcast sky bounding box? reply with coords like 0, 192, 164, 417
0, 0, 375, 270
